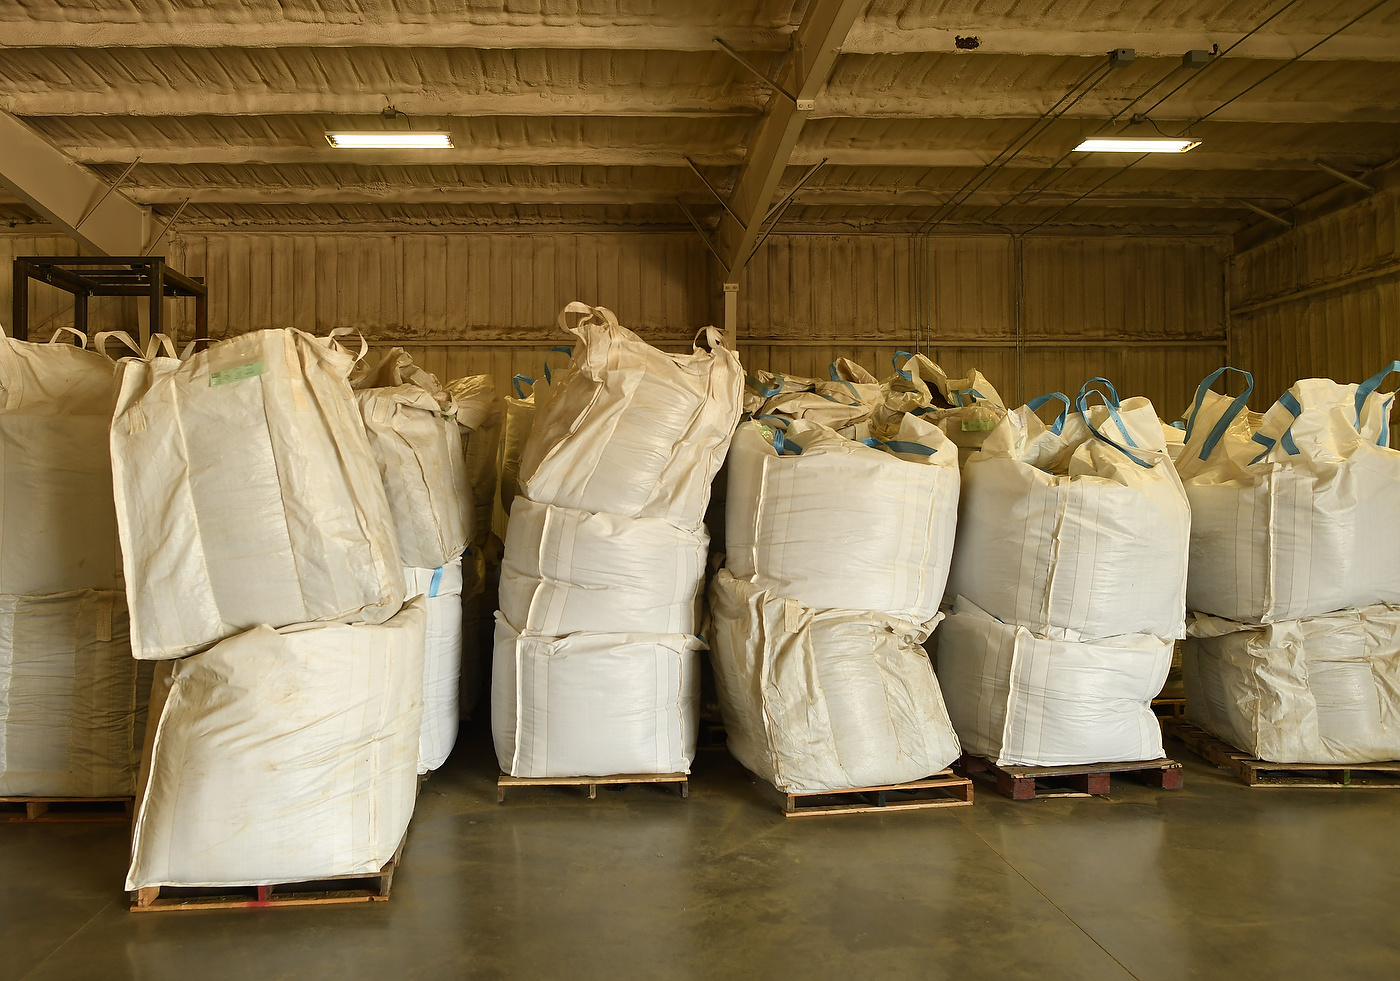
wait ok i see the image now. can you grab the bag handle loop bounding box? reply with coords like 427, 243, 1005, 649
1184, 366, 1254, 462
1027, 392, 1071, 436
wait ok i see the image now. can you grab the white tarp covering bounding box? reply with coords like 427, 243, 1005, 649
491, 615, 701, 778
947, 384, 1190, 643
708, 570, 961, 794
1185, 606, 1400, 764
1177, 365, 1400, 623
111, 328, 404, 660
359, 383, 472, 569
498, 497, 706, 636
0, 588, 140, 796
0, 329, 124, 594
517, 303, 743, 530
725, 415, 958, 623
126, 598, 425, 890
936, 597, 1172, 766
405, 560, 464, 773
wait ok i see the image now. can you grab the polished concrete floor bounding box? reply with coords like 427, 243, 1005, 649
4, 725, 1400, 981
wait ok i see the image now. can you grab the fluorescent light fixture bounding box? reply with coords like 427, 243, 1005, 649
1075, 137, 1200, 153
326, 131, 453, 149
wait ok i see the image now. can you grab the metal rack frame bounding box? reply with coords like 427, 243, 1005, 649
11, 256, 207, 346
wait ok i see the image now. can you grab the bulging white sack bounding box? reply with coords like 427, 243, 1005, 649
947, 384, 1190, 643
499, 498, 706, 636
1177, 365, 1400, 622
725, 415, 959, 623
443, 373, 501, 555
0, 329, 123, 594
936, 597, 1172, 766
1184, 606, 1400, 764
491, 615, 701, 778
111, 328, 404, 660
518, 303, 743, 530
126, 598, 425, 890
708, 570, 961, 794
0, 589, 140, 797
359, 384, 472, 569
406, 561, 464, 772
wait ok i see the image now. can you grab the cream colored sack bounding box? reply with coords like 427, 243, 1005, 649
405, 561, 464, 773
947, 382, 1190, 643
443, 373, 501, 553
126, 598, 425, 889
708, 570, 960, 794
725, 415, 958, 623
359, 384, 472, 569
111, 328, 404, 660
518, 303, 743, 530
499, 498, 706, 636
1185, 606, 1400, 764
0, 588, 140, 797
491, 615, 702, 778
936, 597, 1172, 767
0, 328, 125, 594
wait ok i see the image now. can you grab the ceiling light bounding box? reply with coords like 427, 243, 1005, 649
325, 132, 453, 149
1074, 138, 1200, 153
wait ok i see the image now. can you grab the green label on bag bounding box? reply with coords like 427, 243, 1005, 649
961, 418, 996, 432
210, 361, 264, 387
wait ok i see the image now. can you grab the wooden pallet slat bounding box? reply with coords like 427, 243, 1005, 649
958, 754, 1184, 800
0, 796, 134, 823
778, 769, 974, 817
1163, 718, 1400, 788
130, 835, 406, 912
496, 772, 689, 802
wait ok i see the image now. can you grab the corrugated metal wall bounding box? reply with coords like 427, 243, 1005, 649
2, 229, 1228, 418
1232, 187, 1400, 405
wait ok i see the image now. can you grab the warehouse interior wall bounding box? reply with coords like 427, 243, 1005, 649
1232, 187, 1400, 409
1, 229, 1228, 418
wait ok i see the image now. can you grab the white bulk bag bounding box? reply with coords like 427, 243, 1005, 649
708, 570, 961, 794
743, 369, 818, 415
443, 373, 501, 553
499, 498, 706, 636
0, 589, 139, 797
0, 328, 124, 594
111, 328, 404, 660
491, 615, 702, 778
1178, 365, 1400, 622
1184, 606, 1400, 765
405, 560, 464, 772
725, 415, 959, 623
518, 303, 743, 530
126, 598, 425, 890
937, 597, 1172, 766
757, 390, 874, 440
358, 384, 472, 569
497, 350, 574, 521
947, 381, 1191, 643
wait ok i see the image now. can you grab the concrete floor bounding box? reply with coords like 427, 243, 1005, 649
4, 726, 1400, 981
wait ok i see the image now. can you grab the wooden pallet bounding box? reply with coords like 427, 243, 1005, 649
1163, 718, 1400, 788
958, 754, 1184, 800
0, 796, 134, 823
778, 770, 974, 818
1152, 697, 1187, 719
130, 836, 406, 912
496, 772, 689, 802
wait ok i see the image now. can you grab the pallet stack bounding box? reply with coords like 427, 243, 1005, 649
1173, 366, 1400, 775
490, 302, 742, 789
115, 328, 425, 906
937, 379, 1187, 798
0, 327, 149, 819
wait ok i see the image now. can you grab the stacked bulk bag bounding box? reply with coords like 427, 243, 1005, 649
111, 328, 404, 661
0, 328, 147, 798
496, 348, 573, 527
710, 414, 963, 793
938, 379, 1185, 766
884, 352, 1006, 465
355, 349, 472, 771
1177, 365, 1400, 764
119, 328, 425, 892
127, 599, 425, 890
493, 303, 742, 779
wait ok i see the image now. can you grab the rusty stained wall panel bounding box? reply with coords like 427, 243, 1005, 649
1232, 187, 1400, 409
3, 229, 1228, 418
